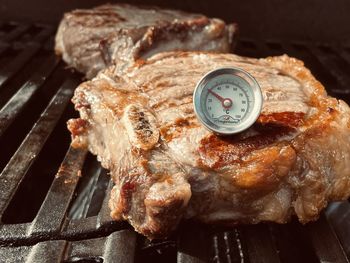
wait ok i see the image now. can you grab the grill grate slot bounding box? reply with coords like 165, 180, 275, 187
238, 225, 280, 263
338, 48, 350, 66
0, 53, 59, 137
0, 78, 80, 224
282, 42, 340, 93
68, 154, 104, 220
27, 146, 86, 239
1, 24, 30, 42
0, 43, 41, 88
86, 169, 110, 218
304, 214, 349, 262
67, 154, 111, 221
177, 223, 211, 263
0, 62, 69, 176
210, 229, 246, 263
309, 45, 350, 94
0, 43, 9, 58
0, 22, 350, 262
326, 202, 350, 257
96, 180, 118, 228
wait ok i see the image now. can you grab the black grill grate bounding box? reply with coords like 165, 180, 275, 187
0, 21, 350, 263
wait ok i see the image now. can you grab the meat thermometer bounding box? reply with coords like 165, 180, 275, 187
193, 67, 263, 135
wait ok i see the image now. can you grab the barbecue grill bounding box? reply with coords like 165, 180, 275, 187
1, 1, 350, 262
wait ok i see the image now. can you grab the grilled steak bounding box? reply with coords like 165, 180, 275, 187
55, 4, 237, 78
68, 51, 350, 239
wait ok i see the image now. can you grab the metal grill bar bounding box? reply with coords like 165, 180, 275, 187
0, 78, 77, 219
308, 46, 350, 93
0, 43, 41, 88
30, 26, 54, 43
326, 202, 350, 257
27, 146, 86, 238
281, 42, 339, 88
62, 178, 125, 240
97, 180, 117, 227
305, 215, 349, 262
0, 43, 9, 57
25, 240, 66, 263
338, 48, 350, 66
0, 230, 137, 263
211, 231, 240, 263
1, 24, 30, 42
86, 169, 110, 217
239, 225, 280, 263
68, 164, 103, 220
0, 54, 58, 137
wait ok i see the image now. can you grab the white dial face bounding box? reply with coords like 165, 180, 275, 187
194, 68, 263, 135
201, 74, 254, 127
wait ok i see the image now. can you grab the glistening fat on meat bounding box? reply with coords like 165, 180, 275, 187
67, 51, 350, 239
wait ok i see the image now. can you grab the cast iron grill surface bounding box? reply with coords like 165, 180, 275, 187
0, 21, 350, 263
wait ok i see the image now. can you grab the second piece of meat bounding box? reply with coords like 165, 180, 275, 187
55, 4, 238, 78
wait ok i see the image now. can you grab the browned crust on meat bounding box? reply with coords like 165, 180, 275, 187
68, 51, 350, 239
197, 125, 295, 169
160, 117, 199, 142
258, 112, 305, 128
136, 17, 211, 57
261, 55, 327, 99
67, 118, 89, 148
230, 145, 297, 189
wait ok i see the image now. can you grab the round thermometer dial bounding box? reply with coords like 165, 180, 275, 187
193, 67, 263, 135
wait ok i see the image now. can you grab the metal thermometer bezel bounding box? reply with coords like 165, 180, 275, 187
193, 67, 263, 135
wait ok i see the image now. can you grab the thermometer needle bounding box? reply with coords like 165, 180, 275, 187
208, 89, 233, 109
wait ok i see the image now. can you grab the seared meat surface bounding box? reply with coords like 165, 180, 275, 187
68, 51, 350, 239
55, 4, 237, 78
